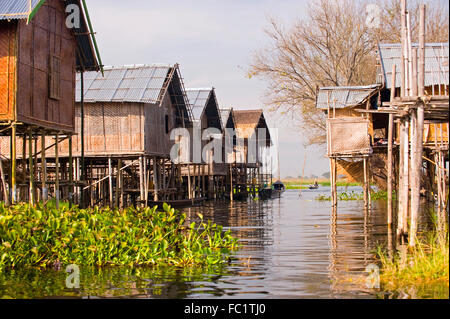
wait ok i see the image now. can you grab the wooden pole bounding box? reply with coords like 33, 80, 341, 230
410, 105, 424, 247
68, 135, 73, 208
139, 156, 144, 202
22, 133, 27, 201
409, 109, 418, 246
418, 4, 426, 97
108, 157, 113, 207
41, 132, 47, 201
406, 11, 413, 97
402, 121, 410, 238
363, 157, 368, 209
400, 0, 407, 97
187, 163, 192, 200
115, 158, 122, 208
412, 48, 418, 97
0, 158, 9, 205
153, 157, 159, 202
80, 70, 85, 208
397, 120, 405, 241
55, 133, 60, 210
144, 157, 149, 206
28, 131, 34, 206
387, 64, 396, 227
230, 163, 234, 201
10, 124, 17, 204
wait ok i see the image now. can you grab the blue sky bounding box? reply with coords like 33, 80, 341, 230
86, 0, 332, 178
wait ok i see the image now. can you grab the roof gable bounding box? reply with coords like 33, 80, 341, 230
185, 88, 222, 130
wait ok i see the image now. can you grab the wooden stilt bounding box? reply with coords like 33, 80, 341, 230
108, 157, 113, 207
363, 156, 368, 209
187, 163, 192, 200
28, 131, 34, 206
230, 163, 234, 201
0, 158, 8, 205
139, 156, 144, 202
10, 124, 17, 204
144, 157, 149, 206
397, 120, 405, 241
68, 135, 73, 208
387, 64, 396, 227
153, 156, 159, 202
55, 133, 60, 210
387, 114, 394, 226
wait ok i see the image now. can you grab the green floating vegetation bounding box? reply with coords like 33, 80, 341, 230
377, 231, 449, 297
0, 203, 238, 270
315, 190, 395, 201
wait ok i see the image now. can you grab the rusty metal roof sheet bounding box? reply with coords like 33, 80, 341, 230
315, 84, 381, 109
0, 0, 40, 20
76, 64, 173, 103
378, 43, 449, 89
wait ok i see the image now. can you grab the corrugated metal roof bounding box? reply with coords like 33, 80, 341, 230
185, 88, 212, 121
0, 0, 100, 72
0, 0, 40, 20
378, 43, 449, 89
76, 64, 172, 103
316, 84, 380, 109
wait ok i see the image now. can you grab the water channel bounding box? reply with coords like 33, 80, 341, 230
0, 187, 446, 299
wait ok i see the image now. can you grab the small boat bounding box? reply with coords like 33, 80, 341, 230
259, 181, 286, 199
271, 180, 286, 198
308, 182, 319, 190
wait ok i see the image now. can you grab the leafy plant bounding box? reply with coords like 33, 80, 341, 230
0, 202, 238, 271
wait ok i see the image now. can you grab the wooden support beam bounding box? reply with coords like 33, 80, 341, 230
28, 131, 34, 206
187, 163, 192, 200
10, 125, 17, 204
139, 156, 144, 202
418, 4, 426, 97
0, 158, 9, 205
230, 163, 234, 201
55, 132, 60, 210
153, 156, 159, 202
68, 135, 73, 208
387, 114, 394, 226
108, 157, 113, 207
41, 132, 48, 201
363, 157, 369, 210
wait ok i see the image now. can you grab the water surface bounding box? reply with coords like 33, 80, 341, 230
0, 187, 445, 299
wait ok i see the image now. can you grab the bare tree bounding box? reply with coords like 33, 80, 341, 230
249, 0, 449, 145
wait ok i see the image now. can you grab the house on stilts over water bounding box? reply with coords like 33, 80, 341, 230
56, 64, 194, 208
317, 2, 448, 247
0, 0, 102, 206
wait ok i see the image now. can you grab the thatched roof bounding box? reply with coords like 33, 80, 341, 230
233, 109, 271, 146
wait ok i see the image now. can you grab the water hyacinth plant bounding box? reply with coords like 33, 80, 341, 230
0, 203, 238, 270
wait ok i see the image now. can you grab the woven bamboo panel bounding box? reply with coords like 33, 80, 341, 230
0, 21, 16, 120
327, 118, 371, 156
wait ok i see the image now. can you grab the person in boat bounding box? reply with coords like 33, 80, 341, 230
314, 180, 318, 187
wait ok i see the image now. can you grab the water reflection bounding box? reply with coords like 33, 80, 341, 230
0, 187, 444, 299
